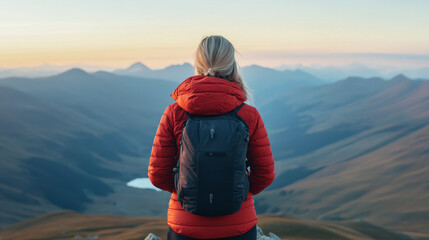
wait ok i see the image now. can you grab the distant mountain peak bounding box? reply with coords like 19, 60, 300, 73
246, 64, 268, 69
56, 68, 90, 78
65, 68, 87, 74
292, 69, 307, 74
126, 62, 151, 72
182, 62, 193, 68
391, 74, 409, 82
242, 65, 278, 74
163, 62, 193, 70
178, 62, 192, 67
284, 68, 309, 75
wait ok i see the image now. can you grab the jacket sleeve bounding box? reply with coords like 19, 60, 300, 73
148, 104, 177, 193
247, 108, 275, 195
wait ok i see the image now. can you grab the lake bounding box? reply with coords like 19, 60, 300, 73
126, 178, 162, 191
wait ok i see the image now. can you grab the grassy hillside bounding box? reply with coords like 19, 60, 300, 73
0, 71, 175, 227
0, 211, 415, 240
257, 75, 429, 236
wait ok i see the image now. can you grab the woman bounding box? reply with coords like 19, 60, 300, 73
148, 35, 275, 240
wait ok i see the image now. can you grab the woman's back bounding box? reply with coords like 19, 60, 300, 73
148, 35, 275, 239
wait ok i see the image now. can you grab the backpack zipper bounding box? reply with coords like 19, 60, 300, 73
210, 128, 215, 139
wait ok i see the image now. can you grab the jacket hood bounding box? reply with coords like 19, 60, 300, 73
170, 75, 246, 115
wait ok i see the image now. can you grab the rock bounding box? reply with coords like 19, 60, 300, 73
144, 226, 280, 240
269, 232, 281, 240
256, 225, 265, 238
256, 225, 282, 240
145, 233, 161, 240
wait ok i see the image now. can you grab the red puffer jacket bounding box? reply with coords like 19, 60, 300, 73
148, 75, 275, 239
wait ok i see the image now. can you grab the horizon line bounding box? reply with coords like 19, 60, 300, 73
2, 52, 429, 71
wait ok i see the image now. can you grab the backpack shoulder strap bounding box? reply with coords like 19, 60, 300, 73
231, 102, 245, 114
229, 102, 249, 129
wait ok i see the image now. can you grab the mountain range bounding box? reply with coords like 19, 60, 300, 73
2, 62, 429, 81
113, 62, 194, 82
0, 65, 428, 239
256, 74, 429, 238
0, 69, 175, 227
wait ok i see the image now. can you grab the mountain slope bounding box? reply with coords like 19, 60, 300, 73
0, 70, 176, 227
0, 85, 117, 226
256, 75, 429, 235
0, 211, 414, 240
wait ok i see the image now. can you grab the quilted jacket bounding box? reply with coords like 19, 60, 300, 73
148, 75, 275, 239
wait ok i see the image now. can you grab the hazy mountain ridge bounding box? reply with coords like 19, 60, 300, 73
112, 62, 324, 100
2, 62, 429, 81
276, 63, 429, 81
113, 62, 194, 82
241, 65, 324, 104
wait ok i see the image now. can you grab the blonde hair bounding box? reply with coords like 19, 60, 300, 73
194, 35, 250, 100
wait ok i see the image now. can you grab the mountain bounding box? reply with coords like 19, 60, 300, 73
0, 68, 177, 128
0, 211, 414, 240
276, 64, 383, 82
241, 65, 323, 104
0, 70, 176, 228
115, 62, 151, 74
255, 74, 429, 237
276, 63, 429, 82
113, 62, 194, 82
0, 64, 118, 78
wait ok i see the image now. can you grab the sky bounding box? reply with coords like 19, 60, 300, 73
1, 0, 429, 69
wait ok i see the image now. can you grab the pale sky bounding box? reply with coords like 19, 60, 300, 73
1, 0, 428, 69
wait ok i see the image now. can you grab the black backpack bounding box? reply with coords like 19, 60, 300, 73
173, 103, 250, 216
